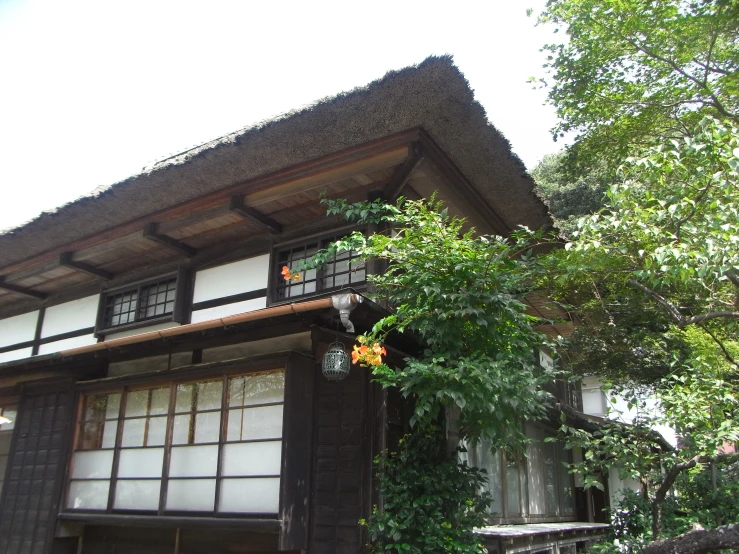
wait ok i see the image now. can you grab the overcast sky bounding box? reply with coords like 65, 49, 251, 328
0, 0, 567, 232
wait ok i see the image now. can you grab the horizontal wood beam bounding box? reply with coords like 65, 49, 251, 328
143, 223, 197, 257
229, 196, 283, 234
59, 252, 114, 280
383, 143, 425, 202
0, 277, 47, 300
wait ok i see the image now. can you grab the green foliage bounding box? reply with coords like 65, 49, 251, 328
318, 196, 557, 449
558, 360, 739, 538
540, 117, 739, 383
531, 151, 612, 230
586, 490, 690, 554
291, 196, 558, 552
537, 0, 739, 171
563, 361, 739, 484
363, 426, 491, 554
676, 454, 739, 528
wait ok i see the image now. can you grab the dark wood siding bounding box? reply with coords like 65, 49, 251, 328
279, 353, 316, 550
0, 385, 75, 554
309, 362, 370, 554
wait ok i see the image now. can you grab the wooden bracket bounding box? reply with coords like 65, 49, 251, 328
382, 143, 424, 202
229, 196, 283, 234
143, 223, 197, 257
0, 277, 47, 300
60, 252, 114, 280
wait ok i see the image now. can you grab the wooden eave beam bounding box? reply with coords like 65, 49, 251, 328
59, 252, 114, 280
143, 223, 197, 257
0, 277, 47, 300
229, 196, 282, 234
382, 143, 425, 202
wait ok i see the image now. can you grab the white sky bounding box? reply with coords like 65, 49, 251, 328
0, 0, 567, 232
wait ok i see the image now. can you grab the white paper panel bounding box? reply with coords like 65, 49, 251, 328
165, 479, 216, 511
40, 295, 98, 338
227, 405, 283, 441
67, 480, 110, 510
218, 478, 280, 513
0, 311, 38, 348
121, 418, 145, 446
222, 441, 282, 476
117, 448, 164, 478
0, 347, 33, 363
190, 297, 267, 324
114, 479, 161, 510
148, 416, 167, 445
169, 445, 218, 477
37, 333, 97, 355
192, 254, 269, 303
228, 371, 284, 407
194, 412, 220, 443
101, 419, 119, 449
72, 450, 114, 479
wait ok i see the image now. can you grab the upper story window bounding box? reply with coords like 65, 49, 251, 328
465, 423, 575, 522
97, 270, 188, 334
66, 369, 284, 515
274, 234, 365, 301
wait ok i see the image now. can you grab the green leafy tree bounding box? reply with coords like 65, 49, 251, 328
317, 196, 556, 450
291, 196, 557, 552
541, 117, 739, 380
558, 361, 739, 548
363, 427, 491, 554
537, 0, 739, 171
531, 151, 612, 231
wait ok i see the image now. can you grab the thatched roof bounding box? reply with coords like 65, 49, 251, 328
0, 55, 550, 268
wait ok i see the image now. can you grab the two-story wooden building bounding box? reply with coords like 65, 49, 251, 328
0, 56, 606, 554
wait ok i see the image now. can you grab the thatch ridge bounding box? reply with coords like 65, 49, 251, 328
0, 55, 549, 268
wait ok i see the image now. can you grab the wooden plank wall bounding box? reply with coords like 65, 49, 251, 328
308, 363, 370, 554
0, 384, 75, 554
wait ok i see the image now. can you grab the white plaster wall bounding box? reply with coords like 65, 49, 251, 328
0, 347, 33, 363
192, 254, 270, 303
104, 322, 180, 341
0, 311, 39, 348
37, 334, 98, 355
41, 295, 99, 338
581, 376, 678, 447
608, 466, 642, 506
582, 388, 607, 417
190, 297, 267, 324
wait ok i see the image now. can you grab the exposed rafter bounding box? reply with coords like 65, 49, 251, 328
229, 196, 283, 235
383, 143, 425, 202
59, 252, 114, 280
143, 223, 197, 257
0, 277, 47, 300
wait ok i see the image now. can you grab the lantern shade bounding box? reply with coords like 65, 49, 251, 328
322, 342, 351, 381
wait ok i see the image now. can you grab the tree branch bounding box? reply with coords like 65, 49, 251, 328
698, 323, 739, 371
627, 280, 684, 324
641, 523, 739, 554
655, 454, 702, 503
683, 311, 739, 327
627, 280, 739, 328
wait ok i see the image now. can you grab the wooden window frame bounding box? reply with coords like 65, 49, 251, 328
467, 423, 577, 525
268, 228, 367, 305
64, 366, 286, 518
95, 267, 190, 336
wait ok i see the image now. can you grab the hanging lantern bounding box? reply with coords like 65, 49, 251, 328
322, 341, 351, 381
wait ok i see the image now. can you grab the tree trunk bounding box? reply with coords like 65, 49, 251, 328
641, 523, 739, 554
652, 499, 663, 540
